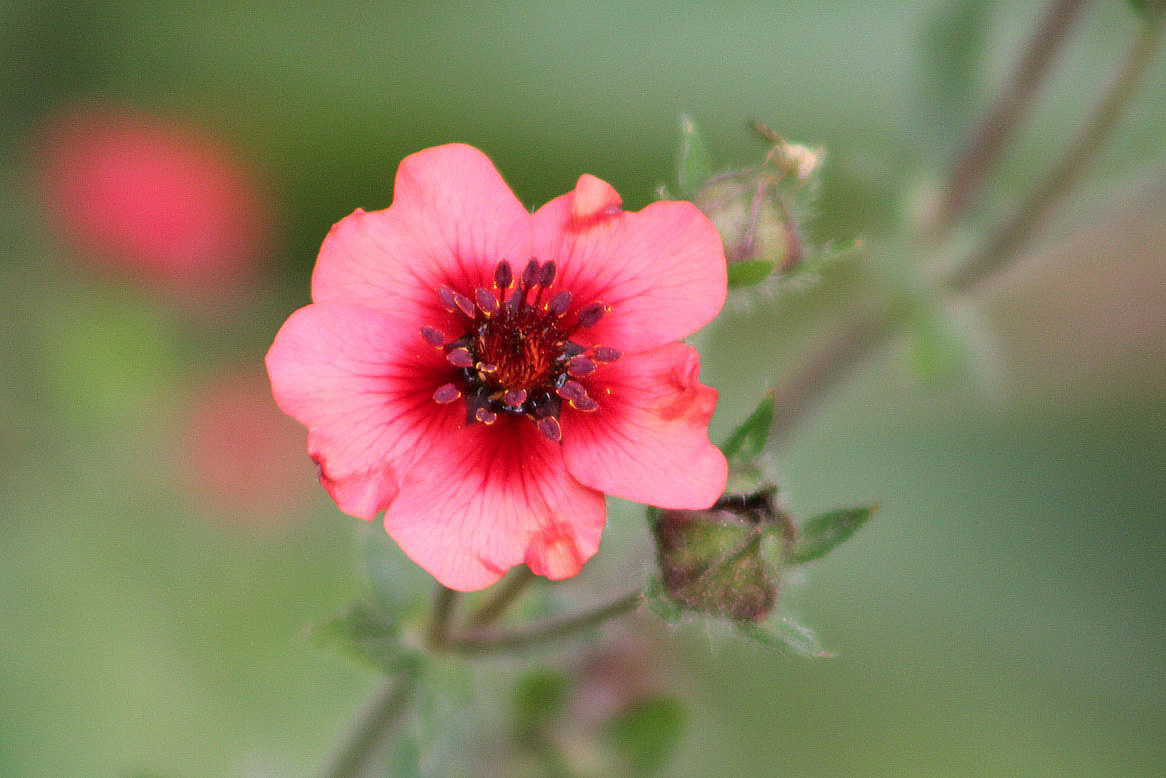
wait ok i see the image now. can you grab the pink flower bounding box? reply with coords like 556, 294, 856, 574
266, 144, 728, 591
35, 104, 268, 287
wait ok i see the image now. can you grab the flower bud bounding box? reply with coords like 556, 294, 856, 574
652, 488, 792, 623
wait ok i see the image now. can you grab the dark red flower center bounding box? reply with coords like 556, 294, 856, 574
422, 259, 621, 442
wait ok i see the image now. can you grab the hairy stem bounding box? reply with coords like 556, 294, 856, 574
930, 0, 1092, 239
425, 584, 460, 651
948, 17, 1164, 293
468, 566, 536, 628
448, 591, 643, 655
320, 672, 418, 778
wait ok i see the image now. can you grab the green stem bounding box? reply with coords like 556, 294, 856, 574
929, 0, 1093, 240
468, 566, 536, 628
948, 17, 1163, 293
448, 590, 643, 655
320, 672, 418, 778
425, 584, 460, 651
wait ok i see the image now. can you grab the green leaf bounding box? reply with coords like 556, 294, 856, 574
720, 392, 776, 462
513, 668, 570, 739
787, 506, 876, 566
604, 696, 687, 774
676, 114, 712, 195
916, 0, 992, 147
1127, 0, 1166, 21
901, 295, 981, 386
737, 617, 834, 658
643, 576, 684, 623
307, 600, 420, 674
726, 258, 775, 288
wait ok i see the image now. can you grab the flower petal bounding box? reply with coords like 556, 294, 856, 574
265, 302, 454, 520
533, 188, 726, 353
384, 417, 607, 591
561, 343, 727, 510
311, 144, 533, 326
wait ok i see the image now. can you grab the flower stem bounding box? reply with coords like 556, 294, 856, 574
768, 309, 896, 445
948, 16, 1164, 293
448, 590, 643, 655
928, 0, 1092, 240
320, 672, 418, 778
425, 584, 460, 651
468, 566, 536, 628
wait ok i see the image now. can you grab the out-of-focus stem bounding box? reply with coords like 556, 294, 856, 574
448, 590, 642, 655
467, 566, 535, 627
425, 584, 459, 651
948, 17, 1164, 293
320, 673, 417, 778
768, 310, 896, 444
929, 0, 1092, 240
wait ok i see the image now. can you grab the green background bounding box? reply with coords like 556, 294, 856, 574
2, 1, 1164, 775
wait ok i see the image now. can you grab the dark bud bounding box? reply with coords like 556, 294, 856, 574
539, 260, 557, 287
475, 287, 500, 315
592, 346, 621, 363
521, 258, 541, 287
548, 290, 573, 316
652, 487, 785, 623
576, 302, 608, 328
419, 326, 446, 347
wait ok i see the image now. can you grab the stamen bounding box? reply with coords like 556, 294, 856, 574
433, 383, 461, 404
494, 260, 513, 289
567, 356, 596, 377
537, 416, 562, 442
419, 326, 445, 347
540, 261, 557, 287
437, 285, 458, 312
556, 380, 588, 403
576, 302, 608, 328
547, 290, 572, 316
452, 292, 477, 318
475, 287, 499, 315
572, 395, 599, 412
447, 348, 474, 368
503, 388, 527, 407
475, 407, 498, 425
592, 346, 621, 363
521, 259, 541, 287
478, 362, 498, 375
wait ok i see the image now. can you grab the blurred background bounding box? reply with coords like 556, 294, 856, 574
2, 0, 1164, 775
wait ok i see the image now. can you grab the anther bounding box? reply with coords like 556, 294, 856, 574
475, 407, 498, 425
437, 285, 458, 312
475, 287, 499, 315
478, 362, 498, 374
503, 388, 527, 407
537, 416, 562, 442
452, 292, 477, 318
567, 356, 596, 377
540, 261, 557, 287
547, 289, 572, 316
521, 258, 541, 287
494, 260, 513, 289
556, 380, 588, 403
572, 395, 599, 412
419, 326, 445, 347
592, 346, 621, 363
433, 383, 461, 404
447, 348, 474, 368
576, 302, 608, 328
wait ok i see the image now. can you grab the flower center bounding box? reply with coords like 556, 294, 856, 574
421, 259, 621, 442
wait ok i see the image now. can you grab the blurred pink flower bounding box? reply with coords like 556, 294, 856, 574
267, 144, 728, 590
36, 104, 267, 287
181, 366, 314, 527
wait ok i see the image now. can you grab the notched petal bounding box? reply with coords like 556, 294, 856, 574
570, 173, 623, 227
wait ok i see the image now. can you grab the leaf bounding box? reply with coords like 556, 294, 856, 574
726, 258, 775, 288
720, 392, 776, 462
737, 616, 834, 658
604, 696, 687, 774
1127, 0, 1166, 21
916, 0, 993, 147
643, 575, 684, 623
307, 600, 420, 674
513, 668, 570, 739
902, 296, 981, 386
676, 114, 712, 195
787, 506, 876, 566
